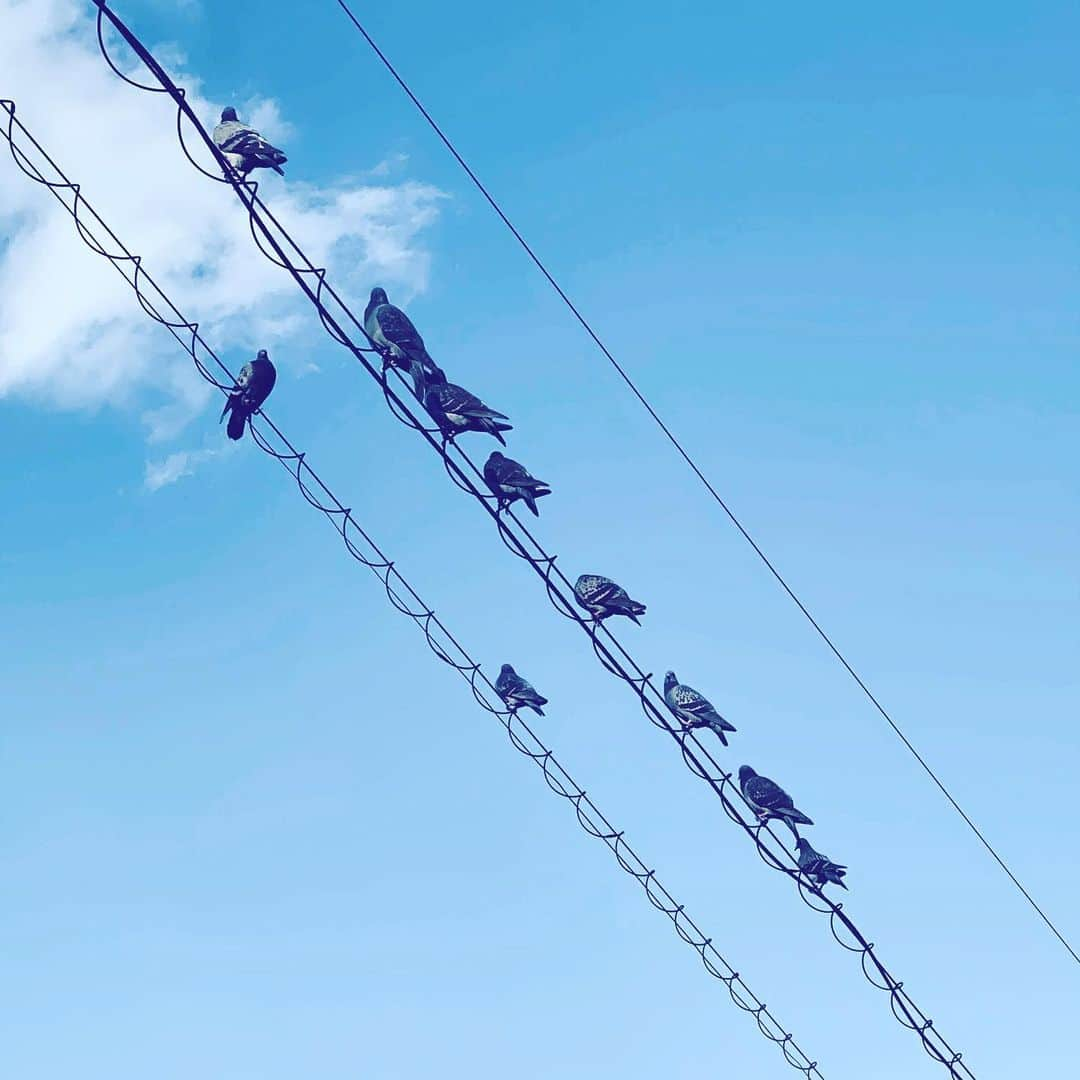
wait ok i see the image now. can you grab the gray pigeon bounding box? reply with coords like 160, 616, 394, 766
573, 574, 646, 625
423, 369, 512, 444
495, 663, 548, 716
220, 349, 277, 440
795, 838, 848, 891
737, 765, 814, 841
663, 671, 736, 745
212, 107, 287, 177
483, 452, 551, 516
363, 287, 439, 399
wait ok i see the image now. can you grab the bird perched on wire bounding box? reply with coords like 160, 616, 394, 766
363, 287, 440, 400
737, 765, 814, 841
495, 664, 548, 716
483, 452, 551, 517
663, 671, 737, 745
212, 107, 287, 178
220, 349, 277, 440
423, 369, 512, 445
573, 574, 647, 625
796, 838, 848, 891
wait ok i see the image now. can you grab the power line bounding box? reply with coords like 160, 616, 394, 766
0, 96, 827, 1080
88, 5, 980, 1073
328, 0, 1079, 969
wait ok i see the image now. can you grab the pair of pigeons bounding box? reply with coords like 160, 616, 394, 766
738, 765, 847, 890
364, 286, 515, 443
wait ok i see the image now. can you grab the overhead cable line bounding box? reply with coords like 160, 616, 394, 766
90, 5, 978, 1074
0, 96, 827, 1080
327, 0, 1079, 969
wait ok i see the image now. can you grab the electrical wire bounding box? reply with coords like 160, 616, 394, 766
0, 95, 827, 1080
327, 0, 1080, 970
88, 5, 978, 1074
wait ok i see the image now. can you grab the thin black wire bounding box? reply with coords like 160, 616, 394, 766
0, 96, 826, 1080
328, 0, 1079, 970
89, 7, 978, 1074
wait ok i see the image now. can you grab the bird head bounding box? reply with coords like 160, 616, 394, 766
221, 106, 238, 122
369, 286, 389, 306
737, 765, 756, 783
487, 451, 505, 465
499, 663, 515, 677
256, 349, 269, 361
663, 671, 677, 692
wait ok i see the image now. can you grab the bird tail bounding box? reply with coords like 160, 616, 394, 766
706, 717, 736, 745
271, 163, 285, 176
626, 600, 647, 625
786, 808, 814, 827
220, 394, 247, 439
523, 491, 539, 516
530, 697, 548, 717
485, 420, 513, 445
225, 402, 248, 440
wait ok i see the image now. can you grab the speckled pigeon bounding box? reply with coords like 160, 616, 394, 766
495, 664, 548, 716
423, 369, 512, 444
796, 838, 848, 891
363, 287, 440, 399
220, 349, 276, 440
573, 574, 647, 625
737, 765, 814, 841
483, 452, 551, 516
212, 107, 287, 177
663, 671, 736, 745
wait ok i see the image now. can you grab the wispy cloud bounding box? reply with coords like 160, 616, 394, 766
0, 0, 443, 445
143, 447, 218, 492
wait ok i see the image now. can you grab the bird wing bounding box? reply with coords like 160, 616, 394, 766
375, 305, 427, 358
746, 775, 792, 811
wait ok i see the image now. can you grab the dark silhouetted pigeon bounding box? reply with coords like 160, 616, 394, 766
212, 107, 287, 177
738, 765, 813, 841
796, 838, 848, 891
663, 671, 736, 745
573, 574, 646, 625
220, 349, 277, 440
363, 287, 439, 399
495, 664, 548, 716
423, 368, 512, 444
483, 452, 551, 516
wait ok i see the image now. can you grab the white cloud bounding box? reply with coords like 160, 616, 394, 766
143, 447, 218, 492
0, 0, 443, 441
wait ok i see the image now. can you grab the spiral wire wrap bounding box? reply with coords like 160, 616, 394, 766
0, 95, 827, 1080
84, 5, 977, 1074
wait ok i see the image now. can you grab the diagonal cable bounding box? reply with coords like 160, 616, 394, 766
0, 95, 827, 1080
325, 0, 1079, 970
89, 4, 978, 1073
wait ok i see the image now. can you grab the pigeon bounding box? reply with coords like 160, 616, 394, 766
495, 663, 549, 716
796, 838, 848, 891
363, 287, 440, 399
573, 574, 647, 625
220, 349, 277, 440
423, 369, 512, 445
483, 452, 551, 517
737, 765, 814, 841
212, 107, 287, 177
663, 671, 737, 745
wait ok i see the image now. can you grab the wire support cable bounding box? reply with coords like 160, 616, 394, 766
0, 95, 827, 1080
327, 0, 1079, 971
89, 5, 976, 1073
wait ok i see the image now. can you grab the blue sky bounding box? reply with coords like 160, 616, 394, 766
2, 1, 1078, 1077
